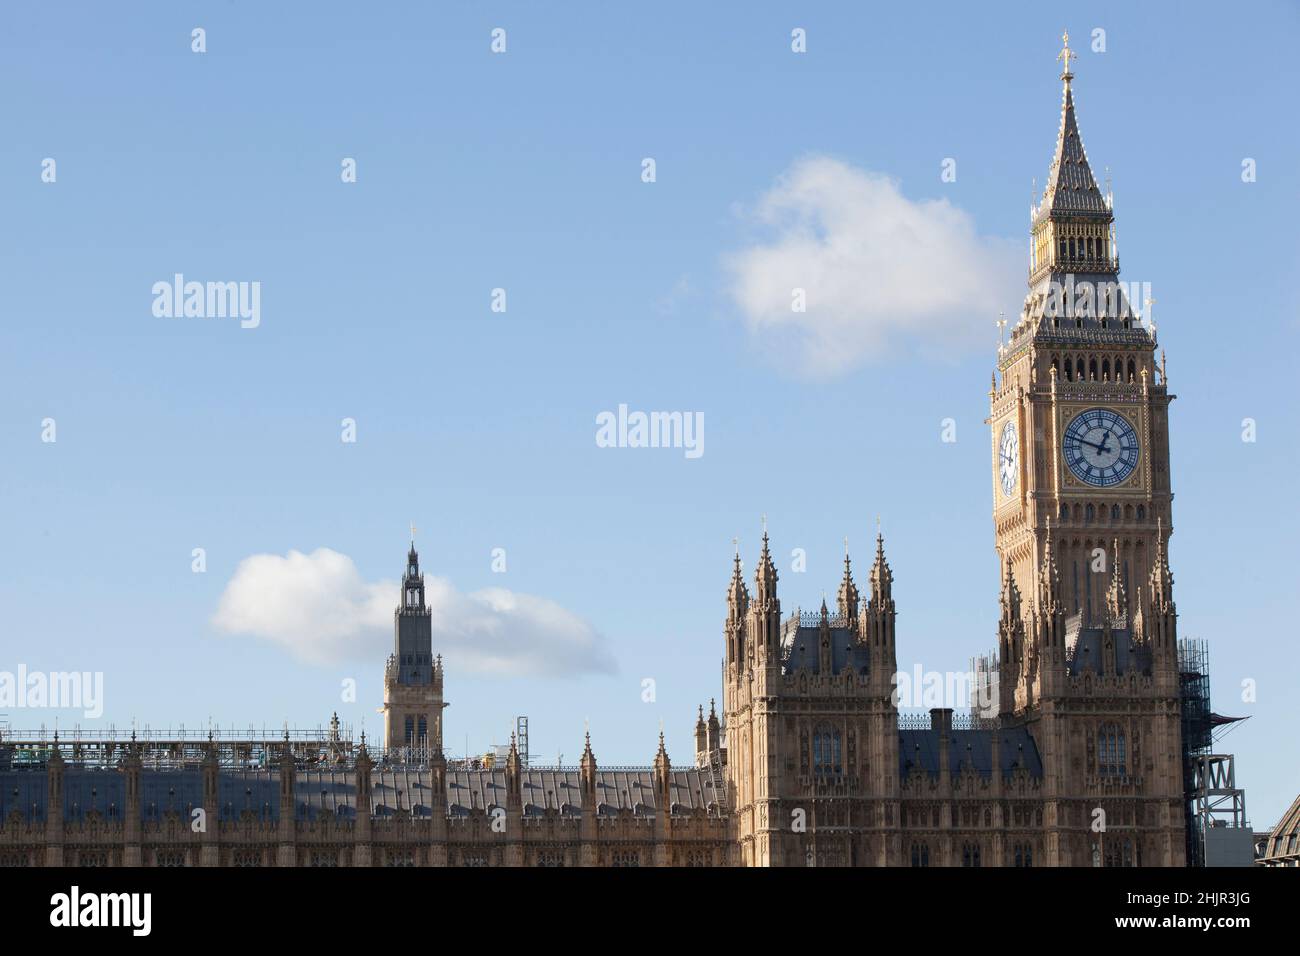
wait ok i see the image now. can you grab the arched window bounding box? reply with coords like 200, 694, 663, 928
418, 717, 428, 744
1060, 503, 1070, 522
1098, 723, 1126, 778
962, 843, 981, 867
813, 727, 842, 776
1085, 504, 1095, 523
1136, 505, 1146, 522
1102, 359, 1110, 380
1127, 359, 1136, 382
1089, 358, 1098, 380
404, 717, 415, 745
1111, 504, 1121, 522
910, 843, 930, 867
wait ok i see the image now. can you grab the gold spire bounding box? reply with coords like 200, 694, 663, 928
1057, 29, 1076, 82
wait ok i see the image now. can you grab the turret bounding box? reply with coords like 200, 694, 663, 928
725, 544, 749, 665
750, 526, 781, 660
837, 542, 860, 629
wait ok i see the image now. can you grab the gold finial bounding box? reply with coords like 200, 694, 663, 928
409, 521, 417, 544
1057, 29, 1077, 80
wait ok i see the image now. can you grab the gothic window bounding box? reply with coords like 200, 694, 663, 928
0, 851, 29, 867
910, 842, 930, 867
1127, 359, 1136, 382
961, 843, 981, 867
1102, 359, 1110, 380
1098, 723, 1126, 778
1085, 504, 1095, 523
1136, 505, 1146, 522
1111, 504, 1121, 522
1060, 502, 1070, 522
155, 850, 186, 867
385, 850, 416, 867
1013, 842, 1034, 867
404, 717, 415, 745
813, 727, 842, 776
1089, 358, 1098, 380
418, 717, 428, 743
535, 850, 566, 868
611, 850, 641, 867
1075, 357, 1085, 380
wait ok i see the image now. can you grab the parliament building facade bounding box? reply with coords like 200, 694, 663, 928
0, 37, 1191, 867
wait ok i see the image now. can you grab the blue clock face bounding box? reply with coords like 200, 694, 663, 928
1063, 408, 1139, 487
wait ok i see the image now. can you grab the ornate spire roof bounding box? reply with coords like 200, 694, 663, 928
754, 519, 778, 596
1035, 30, 1109, 222
727, 538, 749, 611
837, 539, 860, 620
1106, 538, 1127, 620
1150, 518, 1175, 610
1000, 554, 1022, 619
1039, 519, 1061, 610
868, 532, 893, 601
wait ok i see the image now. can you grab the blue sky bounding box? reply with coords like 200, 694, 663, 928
1, 2, 1297, 824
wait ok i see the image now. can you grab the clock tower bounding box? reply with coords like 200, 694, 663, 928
988, 33, 1185, 865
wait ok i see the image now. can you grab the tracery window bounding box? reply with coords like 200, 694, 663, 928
1098, 723, 1127, 778
813, 726, 842, 776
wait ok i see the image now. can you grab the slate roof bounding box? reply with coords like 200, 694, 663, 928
781, 623, 871, 677
898, 726, 1044, 781
0, 767, 722, 824
1038, 80, 1109, 220
1065, 621, 1152, 678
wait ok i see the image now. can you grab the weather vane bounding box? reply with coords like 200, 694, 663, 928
1057, 29, 1076, 77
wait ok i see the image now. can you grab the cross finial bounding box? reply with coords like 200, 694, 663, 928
1058, 29, 1077, 80
409, 521, 417, 544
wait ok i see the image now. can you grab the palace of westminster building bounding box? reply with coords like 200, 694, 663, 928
0, 36, 1206, 867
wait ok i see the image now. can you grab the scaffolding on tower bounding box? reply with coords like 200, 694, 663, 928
1178, 639, 1251, 867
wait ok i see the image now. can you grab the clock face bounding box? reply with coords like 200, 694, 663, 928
1063, 408, 1140, 487
998, 420, 1018, 496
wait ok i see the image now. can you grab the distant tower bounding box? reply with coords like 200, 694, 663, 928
383, 530, 447, 755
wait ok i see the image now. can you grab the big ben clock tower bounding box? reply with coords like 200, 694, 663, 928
991, 30, 1175, 646
989, 33, 1185, 866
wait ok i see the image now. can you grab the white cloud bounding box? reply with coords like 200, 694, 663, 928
724, 156, 1022, 376
212, 548, 616, 677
